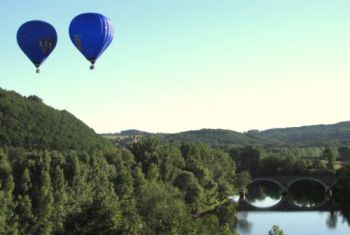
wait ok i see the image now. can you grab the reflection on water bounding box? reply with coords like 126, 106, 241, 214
235, 212, 252, 234
332, 179, 350, 204
236, 211, 350, 235
246, 179, 329, 208
248, 196, 281, 208
196, 179, 350, 234
228, 195, 240, 203
196, 202, 238, 235
246, 181, 282, 208
233, 179, 350, 234
198, 202, 350, 234
197, 196, 350, 234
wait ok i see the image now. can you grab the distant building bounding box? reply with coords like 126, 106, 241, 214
131, 135, 140, 144
113, 135, 141, 146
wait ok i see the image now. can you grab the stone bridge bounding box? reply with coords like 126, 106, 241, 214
236, 175, 341, 211
250, 175, 340, 194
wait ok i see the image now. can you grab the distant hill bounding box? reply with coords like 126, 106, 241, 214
110, 122, 350, 147
103, 128, 274, 147
252, 122, 350, 146
120, 129, 151, 136
163, 129, 278, 147
0, 88, 112, 151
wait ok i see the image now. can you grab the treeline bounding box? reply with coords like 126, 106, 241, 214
229, 145, 349, 176
164, 129, 274, 148
0, 139, 241, 235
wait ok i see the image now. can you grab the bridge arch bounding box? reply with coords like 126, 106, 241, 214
287, 177, 328, 191
242, 198, 283, 210
250, 178, 284, 191
330, 179, 340, 188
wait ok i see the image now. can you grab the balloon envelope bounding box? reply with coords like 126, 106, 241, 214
69, 13, 114, 69
17, 20, 57, 72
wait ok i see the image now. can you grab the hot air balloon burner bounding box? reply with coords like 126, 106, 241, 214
35, 63, 40, 74
90, 60, 96, 70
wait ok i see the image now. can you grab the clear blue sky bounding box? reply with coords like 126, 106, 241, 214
1, 0, 350, 133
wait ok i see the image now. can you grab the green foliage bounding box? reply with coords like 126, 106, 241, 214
174, 171, 204, 210
267, 225, 286, 235
0, 152, 17, 234
165, 128, 273, 148
0, 89, 242, 234
16, 194, 34, 234
132, 166, 148, 196
138, 182, 196, 235
158, 145, 185, 182
146, 163, 160, 182
265, 146, 325, 159
64, 191, 122, 235
339, 146, 350, 161
254, 122, 350, 147
196, 203, 237, 235
230, 146, 263, 172
0, 139, 238, 234
34, 168, 54, 234
235, 171, 251, 193
27, 95, 43, 103
52, 165, 67, 232
0, 186, 6, 234
6, 87, 350, 234
323, 148, 336, 173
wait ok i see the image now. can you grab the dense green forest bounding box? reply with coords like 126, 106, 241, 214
0, 88, 242, 234
0, 142, 242, 234
2, 87, 350, 234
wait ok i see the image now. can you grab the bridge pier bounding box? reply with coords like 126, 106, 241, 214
325, 186, 332, 199
281, 185, 288, 201
239, 189, 247, 200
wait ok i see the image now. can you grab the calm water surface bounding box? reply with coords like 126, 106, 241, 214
235, 180, 350, 235
236, 211, 350, 235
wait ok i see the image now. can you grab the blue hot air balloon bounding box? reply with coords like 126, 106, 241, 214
17, 20, 57, 73
69, 13, 114, 70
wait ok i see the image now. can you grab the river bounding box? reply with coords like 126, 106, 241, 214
236, 211, 350, 235
234, 180, 350, 235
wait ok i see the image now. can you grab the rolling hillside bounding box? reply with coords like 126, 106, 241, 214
252, 122, 350, 146
0, 87, 112, 151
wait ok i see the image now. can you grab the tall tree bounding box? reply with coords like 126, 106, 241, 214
33, 169, 54, 235
0, 152, 17, 234
174, 171, 203, 211
51, 165, 67, 232
17, 168, 35, 234
323, 148, 336, 173
146, 163, 160, 183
